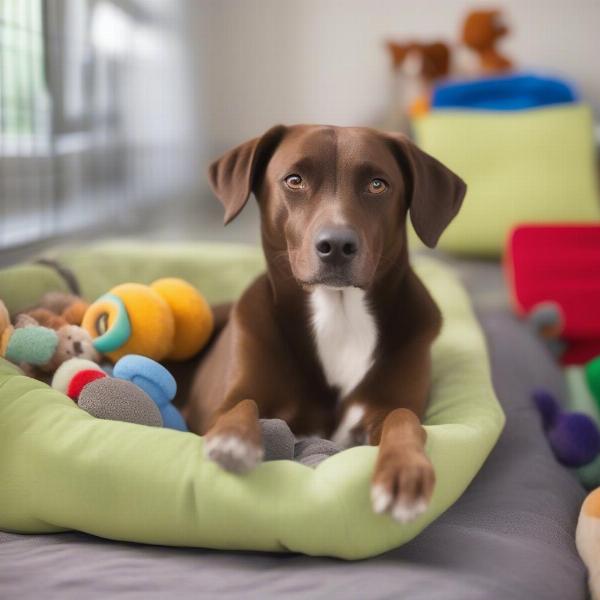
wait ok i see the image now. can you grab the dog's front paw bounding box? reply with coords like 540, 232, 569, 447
371, 452, 435, 523
204, 433, 264, 474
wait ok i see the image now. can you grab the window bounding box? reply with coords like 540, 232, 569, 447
1, 0, 52, 247
0, 0, 199, 250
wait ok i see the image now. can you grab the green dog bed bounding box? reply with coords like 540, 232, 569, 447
0, 242, 504, 559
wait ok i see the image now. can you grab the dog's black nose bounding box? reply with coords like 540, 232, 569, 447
315, 227, 359, 265
73, 341, 83, 355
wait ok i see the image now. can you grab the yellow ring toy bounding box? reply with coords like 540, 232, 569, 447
82, 278, 213, 363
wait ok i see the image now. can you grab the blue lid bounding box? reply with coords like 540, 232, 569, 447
431, 73, 578, 111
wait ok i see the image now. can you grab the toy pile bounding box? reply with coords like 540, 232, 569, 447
386, 8, 515, 127
1, 293, 98, 377
1, 277, 214, 433
531, 359, 600, 483
2, 274, 345, 469
505, 225, 600, 481
505, 224, 600, 596
386, 8, 579, 131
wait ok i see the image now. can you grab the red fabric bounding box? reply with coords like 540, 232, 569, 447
562, 339, 600, 365
505, 224, 600, 364
67, 370, 106, 401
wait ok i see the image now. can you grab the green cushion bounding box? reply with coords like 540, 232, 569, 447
412, 104, 600, 257
0, 242, 266, 310
0, 243, 504, 559
0, 263, 69, 315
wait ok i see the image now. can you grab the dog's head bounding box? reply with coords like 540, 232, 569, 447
209, 125, 465, 290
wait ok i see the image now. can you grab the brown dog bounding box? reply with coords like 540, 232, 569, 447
184, 125, 465, 522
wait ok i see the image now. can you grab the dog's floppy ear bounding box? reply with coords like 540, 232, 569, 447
386, 133, 466, 248
208, 125, 287, 224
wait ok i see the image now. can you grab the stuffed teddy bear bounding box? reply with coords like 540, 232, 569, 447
13, 307, 99, 377
23, 291, 90, 326
0, 300, 99, 385
82, 278, 213, 363
461, 9, 513, 73
385, 40, 451, 122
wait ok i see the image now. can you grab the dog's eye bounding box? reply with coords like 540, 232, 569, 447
284, 174, 304, 190
368, 178, 387, 194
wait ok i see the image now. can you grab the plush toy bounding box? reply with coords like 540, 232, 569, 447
535, 378, 600, 599
577, 487, 600, 600
79, 378, 163, 427
573, 360, 600, 600
0, 301, 58, 367
52, 355, 186, 431
527, 302, 567, 360
587, 357, 600, 407
461, 9, 512, 73
384, 7, 515, 127
573, 361, 600, 489
51, 357, 107, 398
533, 355, 600, 486
49, 358, 336, 460
1, 300, 99, 376
506, 225, 600, 365
532, 388, 600, 468
386, 41, 451, 109
16, 313, 99, 375
82, 278, 213, 363
387, 41, 451, 81
22, 291, 89, 326
384, 40, 451, 130
112, 354, 185, 430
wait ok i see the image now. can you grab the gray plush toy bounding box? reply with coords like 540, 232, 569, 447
261, 419, 341, 467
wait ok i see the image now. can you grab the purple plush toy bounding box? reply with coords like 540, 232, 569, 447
533, 388, 600, 468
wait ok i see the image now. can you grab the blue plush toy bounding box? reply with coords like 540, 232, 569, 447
113, 354, 187, 431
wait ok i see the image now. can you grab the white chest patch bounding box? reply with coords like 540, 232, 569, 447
310, 287, 378, 397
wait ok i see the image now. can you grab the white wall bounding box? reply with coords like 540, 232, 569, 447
193, 0, 600, 160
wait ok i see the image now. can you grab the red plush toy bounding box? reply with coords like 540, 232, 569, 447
505, 224, 600, 364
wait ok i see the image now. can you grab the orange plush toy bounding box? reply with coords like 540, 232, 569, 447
386, 41, 451, 82
386, 41, 451, 119
461, 9, 513, 73
82, 278, 213, 363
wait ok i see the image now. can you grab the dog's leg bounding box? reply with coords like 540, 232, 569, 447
369, 408, 434, 523
204, 399, 264, 474
190, 282, 295, 474
340, 338, 436, 522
